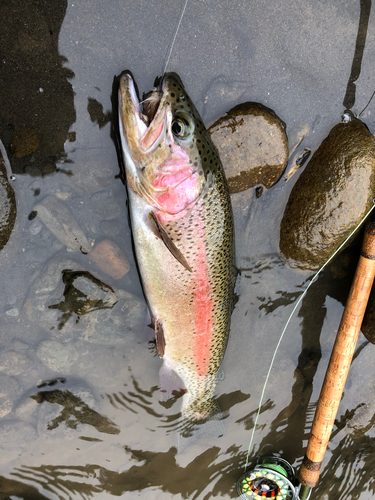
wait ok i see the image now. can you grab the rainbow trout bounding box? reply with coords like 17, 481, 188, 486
118, 71, 235, 420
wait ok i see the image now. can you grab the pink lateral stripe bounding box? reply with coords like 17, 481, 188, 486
193, 225, 213, 377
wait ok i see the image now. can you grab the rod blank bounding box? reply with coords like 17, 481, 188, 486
299, 220, 375, 488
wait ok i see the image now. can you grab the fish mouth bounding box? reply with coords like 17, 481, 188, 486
118, 71, 171, 155
142, 73, 184, 124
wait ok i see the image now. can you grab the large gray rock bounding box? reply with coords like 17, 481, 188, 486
280, 118, 375, 270
209, 102, 288, 193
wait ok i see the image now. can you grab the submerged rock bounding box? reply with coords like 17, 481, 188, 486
35, 195, 91, 253
36, 340, 80, 372
280, 118, 375, 270
90, 190, 121, 220
89, 239, 130, 279
24, 257, 145, 344
35, 339, 135, 390
0, 397, 12, 418
0, 145, 16, 252
0, 350, 33, 376
32, 382, 119, 440
209, 102, 288, 193
48, 269, 118, 330
0, 420, 38, 450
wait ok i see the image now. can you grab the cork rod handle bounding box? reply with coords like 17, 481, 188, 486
299, 220, 375, 488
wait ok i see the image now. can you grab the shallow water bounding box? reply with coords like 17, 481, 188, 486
0, 1, 375, 499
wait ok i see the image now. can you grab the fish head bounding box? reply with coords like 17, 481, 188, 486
119, 71, 215, 216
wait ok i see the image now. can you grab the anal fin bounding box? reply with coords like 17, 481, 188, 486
159, 362, 187, 402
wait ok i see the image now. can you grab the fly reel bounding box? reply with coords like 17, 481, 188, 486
237, 457, 308, 500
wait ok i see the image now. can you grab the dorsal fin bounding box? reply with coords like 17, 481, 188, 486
149, 211, 192, 272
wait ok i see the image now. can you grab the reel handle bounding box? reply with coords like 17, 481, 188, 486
299, 220, 375, 488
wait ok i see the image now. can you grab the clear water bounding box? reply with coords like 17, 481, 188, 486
0, 1, 375, 498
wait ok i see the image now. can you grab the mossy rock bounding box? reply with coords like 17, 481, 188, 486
280, 118, 375, 270
209, 102, 288, 193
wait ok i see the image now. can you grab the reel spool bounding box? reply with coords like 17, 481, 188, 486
237, 457, 308, 500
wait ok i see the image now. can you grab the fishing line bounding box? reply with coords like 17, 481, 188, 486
243, 200, 375, 472
162, 0, 190, 76
358, 90, 375, 117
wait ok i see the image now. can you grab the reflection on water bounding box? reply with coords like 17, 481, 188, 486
317, 433, 375, 499
32, 388, 119, 435
4, 445, 246, 499
48, 269, 118, 330
0, 0, 375, 499
0, 0, 75, 176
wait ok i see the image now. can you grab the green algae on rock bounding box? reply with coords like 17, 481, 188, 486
280, 118, 375, 270
0, 146, 16, 252
208, 102, 288, 193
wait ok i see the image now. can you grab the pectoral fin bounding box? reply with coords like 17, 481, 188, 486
148, 211, 192, 272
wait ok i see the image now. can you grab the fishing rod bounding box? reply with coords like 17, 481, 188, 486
237, 219, 375, 500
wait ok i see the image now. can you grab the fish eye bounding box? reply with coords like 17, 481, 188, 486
171, 113, 194, 139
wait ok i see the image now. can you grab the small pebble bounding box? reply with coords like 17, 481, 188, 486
89, 239, 130, 279
29, 219, 43, 236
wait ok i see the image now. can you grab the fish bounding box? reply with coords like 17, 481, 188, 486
118, 71, 236, 421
